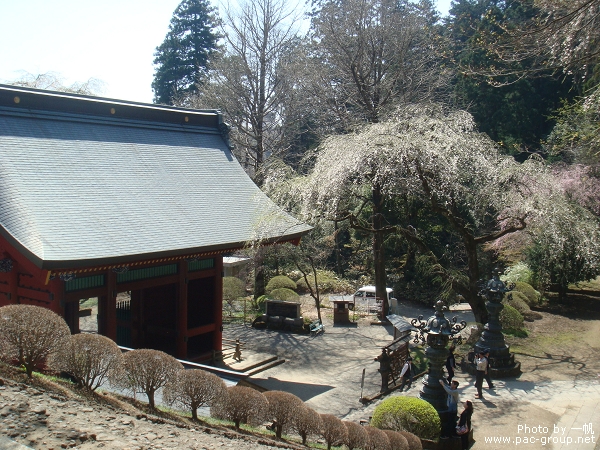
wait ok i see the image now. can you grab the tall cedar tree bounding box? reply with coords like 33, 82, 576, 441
152, 0, 221, 105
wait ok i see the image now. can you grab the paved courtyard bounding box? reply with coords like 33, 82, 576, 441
223, 300, 600, 450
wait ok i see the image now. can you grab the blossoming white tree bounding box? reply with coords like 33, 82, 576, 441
299, 104, 550, 323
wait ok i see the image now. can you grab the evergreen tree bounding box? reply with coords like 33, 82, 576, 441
152, 0, 221, 105
445, 0, 574, 155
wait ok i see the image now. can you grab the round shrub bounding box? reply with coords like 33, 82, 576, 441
371, 396, 441, 440
513, 281, 540, 306
223, 277, 246, 301
269, 288, 300, 302
502, 291, 531, 315
500, 304, 524, 331
296, 269, 354, 295
0, 304, 71, 378
266, 275, 297, 294
398, 431, 423, 450
51, 333, 123, 391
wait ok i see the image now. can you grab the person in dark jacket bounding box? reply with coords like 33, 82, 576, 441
457, 400, 474, 449
446, 345, 456, 383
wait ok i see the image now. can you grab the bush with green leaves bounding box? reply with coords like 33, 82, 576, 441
500, 304, 525, 331
223, 277, 246, 301
371, 396, 441, 440
296, 269, 355, 295
503, 291, 531, 315
513, 281, 540, 306
254, 294, 269, 312
0, 304, 71, 378
269, 288, 300, 302
266, 275, 297, 293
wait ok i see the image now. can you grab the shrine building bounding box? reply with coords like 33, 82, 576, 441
0, 84, 310, 361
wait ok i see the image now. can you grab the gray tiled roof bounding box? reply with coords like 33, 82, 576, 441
0, 86, 310, 269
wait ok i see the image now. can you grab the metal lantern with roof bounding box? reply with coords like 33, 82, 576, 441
412, 299, 466, 412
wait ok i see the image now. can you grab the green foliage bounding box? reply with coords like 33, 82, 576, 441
447, 0, 575, 153
266, 275, 297, 294
527, 202, 600, 298
254, 294, 269, 312
503, 292, 531, 314
500, 303, 525, 332
513, 282, 540, 306
269, 288, 300, 302
371, 396, 441, 440
545, 91, 600, 164
296, 270, 355, 295
152, 0, 221, 105
223, 277, 246, 301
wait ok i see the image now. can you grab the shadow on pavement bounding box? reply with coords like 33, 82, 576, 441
248, 376, 334, 402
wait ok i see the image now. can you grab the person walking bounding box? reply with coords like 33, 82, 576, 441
457, 400, 474, 450
474, 351, 488, 399
483, 349, 494, 388
233, 339, 242, 362
399, 356, 413, 392
446, 345, 457, 383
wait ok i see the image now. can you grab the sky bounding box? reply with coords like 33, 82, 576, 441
0, 0, 453, 104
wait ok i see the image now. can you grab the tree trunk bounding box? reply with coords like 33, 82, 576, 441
463, 235, 487, 324
147, 390, 156, 409
372, 184, 388, 320
335, 220, 343, 276
254, 249, 266, 301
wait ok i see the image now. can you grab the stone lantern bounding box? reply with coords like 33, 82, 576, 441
472, 268, 521, 377
412, 300, 466, 412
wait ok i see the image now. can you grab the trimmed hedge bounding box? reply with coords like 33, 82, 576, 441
513, 281, 540, 307
500, 303, 524, 331
266, 275, 297, 294
503, 291, 531, 314
295, 269, 355, 295
269, 288, 300, 302
371, 396, 441, 440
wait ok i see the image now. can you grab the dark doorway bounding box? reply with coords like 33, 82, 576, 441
140, 283, 177, 354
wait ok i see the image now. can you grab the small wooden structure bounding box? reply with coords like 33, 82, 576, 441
0, 84, 310, 361
332, 298, 353, 325
385, 314, 414, 382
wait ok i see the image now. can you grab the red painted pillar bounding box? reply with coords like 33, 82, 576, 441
8, 260, 18, 305
213, 256, 223, 352
176, 261, 188, 359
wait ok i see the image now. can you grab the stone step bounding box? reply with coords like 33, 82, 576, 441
246, 358, 286, 376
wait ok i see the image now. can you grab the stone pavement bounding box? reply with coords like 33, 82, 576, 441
223, 300, 600, 450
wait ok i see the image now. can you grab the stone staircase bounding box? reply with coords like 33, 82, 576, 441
222, 351, 286, 376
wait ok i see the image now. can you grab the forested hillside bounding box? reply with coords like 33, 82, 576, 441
152, 0, 599, 316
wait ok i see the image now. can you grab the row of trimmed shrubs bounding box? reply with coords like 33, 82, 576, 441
0, 304, 430, 449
